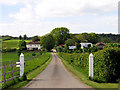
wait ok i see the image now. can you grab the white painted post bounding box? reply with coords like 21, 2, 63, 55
89, 53, 93, 78
20, 53, 24, 77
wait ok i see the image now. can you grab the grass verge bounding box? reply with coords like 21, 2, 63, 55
8, 53, 52, 89
57, 53, 119, 89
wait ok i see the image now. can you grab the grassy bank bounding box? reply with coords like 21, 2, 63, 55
57, 53, 119, 89
8, 53, 52, 89
2, 52, 52, 89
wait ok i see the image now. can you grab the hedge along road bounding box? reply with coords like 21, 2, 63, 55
24, 53, 92, 88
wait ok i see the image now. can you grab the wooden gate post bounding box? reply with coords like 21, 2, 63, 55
20, 53, 24, 77
11, 63, 13, 78
3, 65, 6, 83
89, 53, 93, 79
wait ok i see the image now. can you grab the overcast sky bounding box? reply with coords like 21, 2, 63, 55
0, 0, 119, 37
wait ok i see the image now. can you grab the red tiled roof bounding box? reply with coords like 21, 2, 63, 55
27, 42, 40, 44
96, 42, 106, 46
59, 44, 65, 46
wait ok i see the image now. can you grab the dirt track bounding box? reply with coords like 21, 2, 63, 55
24, 53, 91, 88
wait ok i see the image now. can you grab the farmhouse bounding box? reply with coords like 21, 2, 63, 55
80, 43, 93, 49
26, 42, 41, 50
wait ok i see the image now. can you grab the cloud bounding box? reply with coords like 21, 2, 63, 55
0, 0, 118, 36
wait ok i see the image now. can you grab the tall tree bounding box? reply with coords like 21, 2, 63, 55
40, 34, 55, 51
18, 40, 27, 50
51, 27, 70, 45
65, 39, 75, 46
75, 33, 100, 43
23, 34, 27, 40
19, 35, 22, 40
89, 33, 100, 44
32, 36, 40, 42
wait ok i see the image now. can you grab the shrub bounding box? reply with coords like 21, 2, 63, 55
94, 47, 120, 82
32, 52, 36, 56
2, 48, 16, 53
20, 74, 27, 81
56, 46, 63, 52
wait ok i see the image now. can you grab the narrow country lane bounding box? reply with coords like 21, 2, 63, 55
24, 53, 92, 88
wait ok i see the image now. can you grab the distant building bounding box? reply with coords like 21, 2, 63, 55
80, 43, 93, 49
59, 44, 65, 48
96, 42, 106, 49
69, 46, 76, 50
26, 42, 41, 50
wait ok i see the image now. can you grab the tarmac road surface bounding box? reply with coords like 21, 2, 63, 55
24, 53, 92, 88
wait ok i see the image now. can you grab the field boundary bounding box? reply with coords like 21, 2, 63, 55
8, 53, 52, 89
57, 53, 119, 89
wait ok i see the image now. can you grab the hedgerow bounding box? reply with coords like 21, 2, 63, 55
59, 47, 120, 83
93, 47, 120, 82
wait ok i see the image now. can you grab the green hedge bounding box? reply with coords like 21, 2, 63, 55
93, 47, 120, 82
2, 48, 17, 53
59, 53, 89, 75
59, 47, 120, 83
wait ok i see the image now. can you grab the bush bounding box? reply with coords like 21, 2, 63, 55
20, 74, 27, 81
2, 48, 16, 53
93, 47, 120, 82
59, 52, 89, 74
17, 49, 22, 56
32, 52, 36, 56
56, 46, 63, 52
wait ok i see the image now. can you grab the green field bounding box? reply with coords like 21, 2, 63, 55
2, 51, 39, 63
2, 39, 32, 49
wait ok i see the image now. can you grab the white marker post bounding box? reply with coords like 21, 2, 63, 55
20, 53, 24, 77
89, 53, 93, 79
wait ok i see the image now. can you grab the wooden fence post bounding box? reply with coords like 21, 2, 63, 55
11, 63, 13, 78
89, 53, 93, 79
3, 65, 6, 83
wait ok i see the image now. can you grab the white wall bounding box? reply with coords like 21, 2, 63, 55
26, 44, 41, 50
80, 43, 93, 49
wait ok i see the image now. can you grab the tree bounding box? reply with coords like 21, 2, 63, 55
56, 46, 63, 52
75, 33, 100, 43
89, 33, 100, 44
65, 39, 75, 46
18, 40, 27, 50
40, 34, 55, 51
32, 36, 40, 42
76, 43, 81, 50
51, 27, 70, 45
75, 33, 90, 42
19, 35, 22, 40
23, 34, 27, 40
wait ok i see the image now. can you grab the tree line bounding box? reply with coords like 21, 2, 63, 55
2, 27, 120, 51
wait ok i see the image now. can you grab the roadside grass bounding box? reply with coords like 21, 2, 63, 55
3, 52, 52, 89
57, 53, 119, 89
2, 39, 31, 49
8, 53, 52, 89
